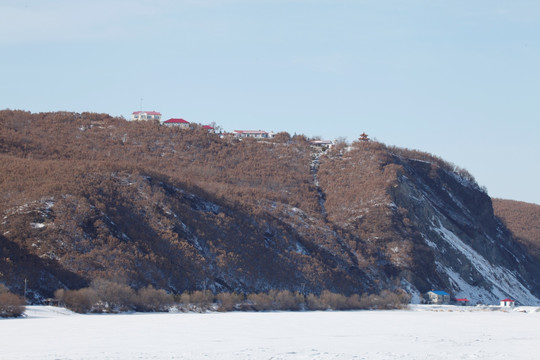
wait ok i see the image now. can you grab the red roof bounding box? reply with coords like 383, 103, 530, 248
133, 111, 161, 115
164, 118, 189, 124
202, 125, 214, 129
501, 298, 515, 302
455, 298, 469, 302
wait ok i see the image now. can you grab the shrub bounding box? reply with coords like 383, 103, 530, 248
0, 292, 26, 317
135, 286, 174, 312
216, 292, 243, 311
380, 289, 411, 309
90, 279, 135, 312
269, 290, 304, 310
346, 294, 363, 309
247, 292, 274, 311
306, 293, 327, 310
303, 290, 410, 311
54, 288, 65, 304
189, 290, 214, 308
319, 290, 350, 310
357, 290, 411, 310
357, 294, 375, 309
177, 291, 191, 305
62, 288, 98, 313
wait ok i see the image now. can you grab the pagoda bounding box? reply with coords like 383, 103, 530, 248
359, 132, 370, 142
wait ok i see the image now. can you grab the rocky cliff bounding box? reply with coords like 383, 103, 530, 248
390, 156, 540, 304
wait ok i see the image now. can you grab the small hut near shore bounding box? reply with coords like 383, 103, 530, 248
500, 298, 515, 308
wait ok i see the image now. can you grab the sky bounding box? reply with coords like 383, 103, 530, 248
1, 0, 539, 204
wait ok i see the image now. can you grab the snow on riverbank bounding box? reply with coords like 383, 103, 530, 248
1, 305, 539, 359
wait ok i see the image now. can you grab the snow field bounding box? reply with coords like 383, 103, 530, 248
0, 306, 539, 359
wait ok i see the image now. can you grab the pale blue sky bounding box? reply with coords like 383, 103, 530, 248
1, 0, 539, 204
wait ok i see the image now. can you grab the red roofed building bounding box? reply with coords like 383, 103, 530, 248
163, 118, 190, 129
132, 111, 161, 121
202, 125, 215, 133
455, 298, 470, 306
500, 298, 515, 307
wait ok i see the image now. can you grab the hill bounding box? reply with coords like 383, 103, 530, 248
493, 199, 540, 260
1, 110, 539, 304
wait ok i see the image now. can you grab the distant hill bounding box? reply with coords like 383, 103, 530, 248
1, 110, 539, 304
493, 199, 540, 260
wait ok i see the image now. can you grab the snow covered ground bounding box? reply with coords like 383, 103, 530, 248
1, 305, 539, 359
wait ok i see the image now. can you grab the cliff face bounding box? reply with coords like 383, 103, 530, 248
314, 143, 540, 304
1, 110, 539, 304
389, 157, 540, 304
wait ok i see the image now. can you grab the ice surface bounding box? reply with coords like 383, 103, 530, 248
1, 306, 539, 359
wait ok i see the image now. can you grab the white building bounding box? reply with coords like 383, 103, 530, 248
426, 290, 450, 304
233, 130, 269, 139
132, 111, 162, 121
500, 298, 515, 307
309, 140, 334, 147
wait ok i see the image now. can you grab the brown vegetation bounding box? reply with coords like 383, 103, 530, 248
52, 279, 409, 313
135, 286, 174, 312
1, 110, 536, 303
216, 292, 243, 311
318, 141, 416, 273
55, 280, 174, 313
0, 284, 26, 317
493, 199, 540, 260
0, 110, 393, 296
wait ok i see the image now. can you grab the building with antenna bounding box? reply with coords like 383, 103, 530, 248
132, 111, 162, 121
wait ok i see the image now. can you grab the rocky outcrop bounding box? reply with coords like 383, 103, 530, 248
390, 157, 540, 304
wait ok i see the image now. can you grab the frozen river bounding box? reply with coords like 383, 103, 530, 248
0, 305, 539, 359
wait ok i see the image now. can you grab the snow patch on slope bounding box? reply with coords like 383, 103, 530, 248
401, 279, 422, 304
433, 222, 539, 305
444, 266, 501, 304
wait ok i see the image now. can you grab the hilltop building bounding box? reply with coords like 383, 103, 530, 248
233, 130, 269, 139
132, 111, 161, 121
359, 132, 370, 142
163, 118, 190, 128
309, 140, 334, 148
202, 125, 215, 133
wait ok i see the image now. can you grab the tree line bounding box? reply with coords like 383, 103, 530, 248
54, 279, 410, 313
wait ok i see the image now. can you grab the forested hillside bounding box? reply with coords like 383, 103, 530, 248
493, 199, 540, 260
1, 110, 539, 305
